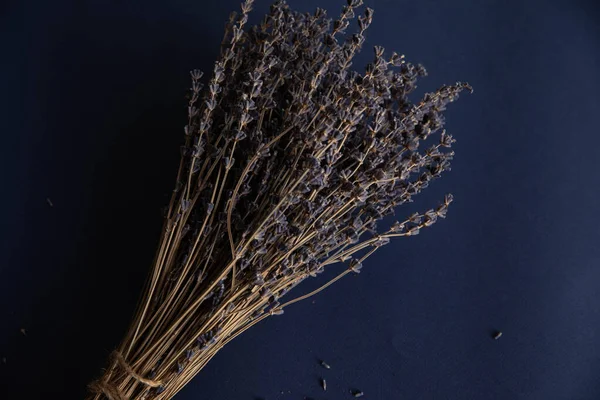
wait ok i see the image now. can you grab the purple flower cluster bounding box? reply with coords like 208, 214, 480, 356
92, 1, 471, 398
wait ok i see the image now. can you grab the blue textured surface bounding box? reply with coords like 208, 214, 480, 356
1, 0, 599, 399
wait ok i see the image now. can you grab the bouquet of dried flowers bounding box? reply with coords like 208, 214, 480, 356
87, 0, 472, 398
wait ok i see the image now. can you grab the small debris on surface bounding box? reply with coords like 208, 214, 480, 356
320, 360, 331, 369
46, 197, 54, 207
20, 328, 27, 336
352, 390, 364, 397
493, 331, 502, 340
320, 378, 327, 391
2, 357, 6, 364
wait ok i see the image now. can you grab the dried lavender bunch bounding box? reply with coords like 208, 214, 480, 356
87, 0, 471, 399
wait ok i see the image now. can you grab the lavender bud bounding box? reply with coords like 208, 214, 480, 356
349, 259, 363, 273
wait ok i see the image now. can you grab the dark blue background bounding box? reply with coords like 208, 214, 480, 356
1, 0, 599, 399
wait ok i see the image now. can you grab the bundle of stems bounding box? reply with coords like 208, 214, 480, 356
87, 0, 471, 399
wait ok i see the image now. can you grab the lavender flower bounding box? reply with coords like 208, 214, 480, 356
87, 1, 470, 398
